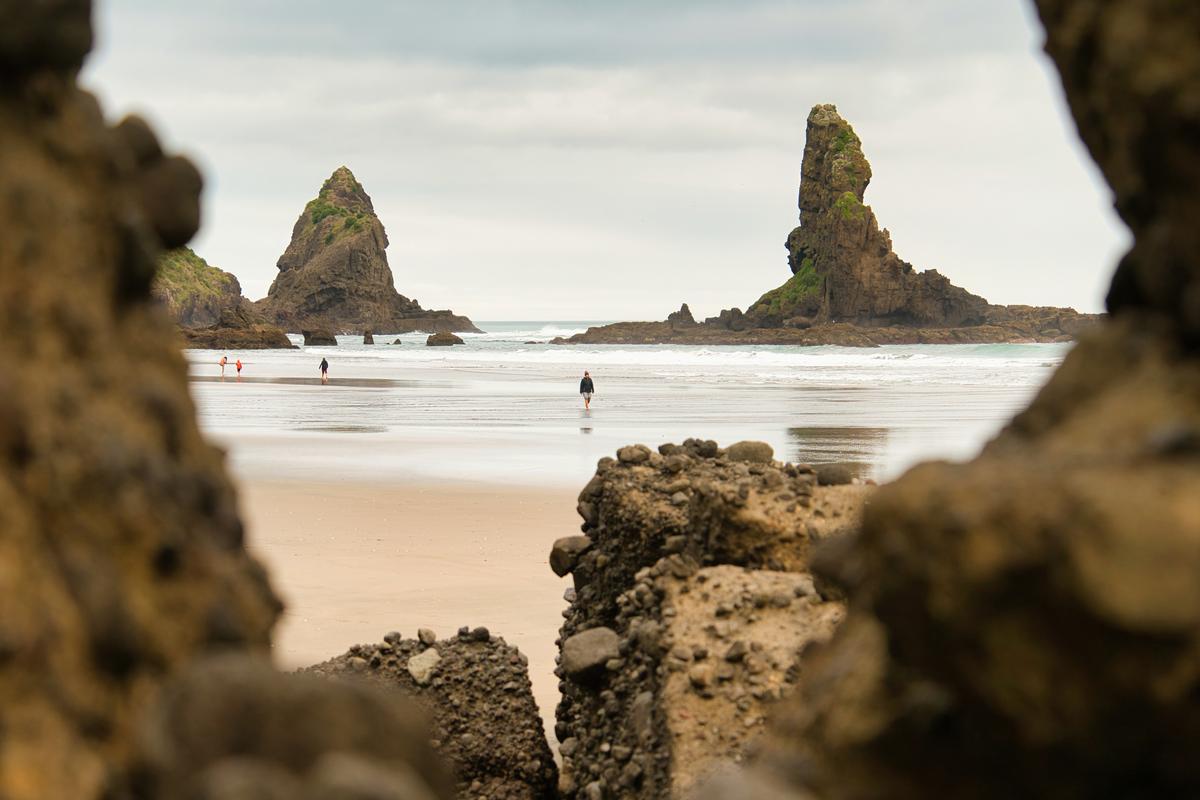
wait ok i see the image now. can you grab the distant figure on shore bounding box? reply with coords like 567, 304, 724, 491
219, 355, 227, 379
320, 357, 329, 385
579, 370, 595, 409
235, 359, 243, 381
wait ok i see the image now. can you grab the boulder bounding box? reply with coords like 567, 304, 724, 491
426, 332, 464, 346
181, 304, 295, 350
814, 462, 855, 486
303, 328, 338, 346
724, 441, 774, 463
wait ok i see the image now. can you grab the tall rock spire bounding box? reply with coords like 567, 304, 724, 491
749, 104, 989, 328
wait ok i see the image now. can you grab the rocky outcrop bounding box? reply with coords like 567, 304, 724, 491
0, 8, 284, 796
257, 167, 479, 334
302, 328, 338, 346
427, 332, 465, 346
711, 2, 1200, 798
558, 105, 1100, 346
152, 247, 243, 328
752, 105, 992, 328
0, 8, 459, 798
667, 303, 697, 329
305, 629, 557, 800
555, 316, 1095, 346
181, 304, 294, 349
553, 440, 870, 798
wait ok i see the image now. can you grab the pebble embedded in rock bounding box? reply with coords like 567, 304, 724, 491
550, 536, 593, 577
562, 627, 621, 678
406, 647, 441, 686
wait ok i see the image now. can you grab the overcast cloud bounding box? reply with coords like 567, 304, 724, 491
82, 1, 1128, 321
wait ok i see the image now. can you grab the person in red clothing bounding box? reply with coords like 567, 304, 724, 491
235, 358, 243, 380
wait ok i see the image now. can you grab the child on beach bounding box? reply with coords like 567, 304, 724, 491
579, 370, 595, 409
235, 359, 243, 380
320, 357, 329, 384
219, 356, 227, 378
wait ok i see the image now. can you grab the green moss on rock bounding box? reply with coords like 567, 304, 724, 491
753, 258, 823, 316
833, 191, 865, 221
155, 247, 237, 303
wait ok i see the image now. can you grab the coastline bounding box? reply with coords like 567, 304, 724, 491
551, 316, 1102, 347
240, 477, 578, 739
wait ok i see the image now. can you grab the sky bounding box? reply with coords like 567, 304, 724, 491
83, 0, 1129, 321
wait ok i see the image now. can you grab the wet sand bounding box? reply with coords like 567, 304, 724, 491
240, 479, 578, 737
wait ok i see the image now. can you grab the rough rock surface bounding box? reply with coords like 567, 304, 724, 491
257, 167, 479, 334
152, 247, 243, 328
717, 2, 1200, 798
667, 303, 697, 329
134, 655, 454, 800
557, 104, 1100, 347
180, 304, 294, 350
553, 441, 869, 798
427, 332, 465, 346
0, 7, 462, 799
302, 328, 338, 346
0, 8, 285, 796
761, 104, 992, 328
306, 629, 558, 800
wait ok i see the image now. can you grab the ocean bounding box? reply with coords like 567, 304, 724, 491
186, 321, 1069, 489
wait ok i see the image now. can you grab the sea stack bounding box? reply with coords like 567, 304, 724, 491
258, 167, 479, 334
557, 104, 1097, 346
747, 104, 989, 328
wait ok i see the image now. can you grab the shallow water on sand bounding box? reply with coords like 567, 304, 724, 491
186, 321, 1069, 489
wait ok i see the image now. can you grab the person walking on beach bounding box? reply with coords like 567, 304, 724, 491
235, 358, 243, 380
579, 370, 595, 410
219, 355, 227, 379
320, 357, 329, 385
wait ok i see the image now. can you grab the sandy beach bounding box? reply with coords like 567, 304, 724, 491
240, 478, 579, 734
200, 331, 1070, 746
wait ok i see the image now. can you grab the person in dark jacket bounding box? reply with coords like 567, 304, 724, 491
579, 370, 595, 409
319, 357, 329, 385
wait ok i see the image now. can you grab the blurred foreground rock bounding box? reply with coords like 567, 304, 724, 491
134, 655, 453, 800
0, 4, 449, 797
714, 1, 1200, 798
